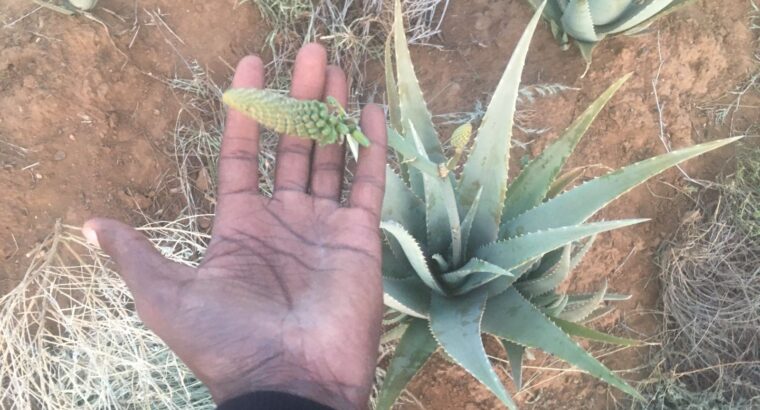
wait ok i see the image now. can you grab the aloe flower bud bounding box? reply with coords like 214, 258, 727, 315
223, 88, 370, 147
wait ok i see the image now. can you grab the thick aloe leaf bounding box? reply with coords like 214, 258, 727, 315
544, 293, 570, 316
570, 234, 597, 269
558, 281, 607, 322
598, 0, 674, 35
543, 0, 565, 23
530, 291, 562, 308
501, 137, 741, 238
376, 319, 438, 410
441, 258, 513, 286
460, 187, 483, 259
554, 318, 641, 346
457, 3, 546, 254
546, 166, 587, 199
568, 292, 631, 304
387, 127, 440, 178
477, 220, 646, 280
561, 0, 599, 42
385, 37, 402, 133
408, 124, 459, 259
523, 247, 563, 281
502, 75, 630, 222
382, 237, 414, 279
587, 0, 630, 25
430, 290, 516, 410
576, 40, 596, 67
381, 221, 446, 295
516, 245, 572, 296
503, 340, 526, 390
383, 166, 426, 241
392, 0, 444, 163
383, 277, 430, 318
483, 288, 643, 399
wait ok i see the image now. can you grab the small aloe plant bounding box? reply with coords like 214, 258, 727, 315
376, 1, 738, 409
526, 0, 693, 69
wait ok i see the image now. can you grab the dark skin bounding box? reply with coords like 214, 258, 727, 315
83, 44, 387, 410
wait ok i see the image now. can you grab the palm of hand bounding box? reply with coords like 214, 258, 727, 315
84, 45, 387, 410
156, 192, 382, 406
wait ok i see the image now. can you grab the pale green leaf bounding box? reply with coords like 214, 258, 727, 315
570, 234, 597, 269
477, 220, 646, 280
483, 288, 643, 399
503, 75, 630, 222
381, 221, 446, 294
568, 292, 631, 304
460, 187, 483, 259
546, 166, 587, 199
587, 0, 630, 25
558, 280, 607, 322
501, 137, 741, 238
458, 3, 546, 254
385, 37, 402, 133
576, 40, 596, 67
553, 318, 642, 346
516, 245, 572, 296
383, 277, 430, 318
382, 237, 414, 279
441, 258, 513, 286
387, 127, 440, 178
393, 0, 444, 162
597, 0, 675, 35
408, 124, 459, 259
544, 293, 569, 316
430, 290, 516, 410
376, 319, 438, 410
383, 166, 426, 241
561, 0, 600, 42
503, 340, 525, 390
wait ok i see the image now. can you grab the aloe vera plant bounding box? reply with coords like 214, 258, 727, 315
376, 1, 738, 408
526, 0, 693, 68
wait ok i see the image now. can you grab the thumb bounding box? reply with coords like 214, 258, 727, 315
82, 218, 185, 298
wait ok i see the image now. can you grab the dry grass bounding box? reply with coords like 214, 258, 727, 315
0, 221, 213, 409
636, 146, 760, 409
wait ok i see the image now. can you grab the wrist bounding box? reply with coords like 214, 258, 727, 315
208, 358, 368, 410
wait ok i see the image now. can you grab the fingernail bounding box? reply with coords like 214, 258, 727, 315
82, 225, 100, 249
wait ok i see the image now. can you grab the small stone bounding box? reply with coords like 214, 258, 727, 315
134, 194, 151, 210
53, 151, 66, 161
198, 216, 211, 230
153, 109, 161, 116
195, 167, 211, 192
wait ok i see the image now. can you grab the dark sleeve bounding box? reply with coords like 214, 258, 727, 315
217, 391, 335, 410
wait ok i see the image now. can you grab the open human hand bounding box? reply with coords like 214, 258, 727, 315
84, 44, 387, 410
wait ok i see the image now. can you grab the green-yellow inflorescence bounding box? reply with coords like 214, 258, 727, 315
223, 88, 370, 147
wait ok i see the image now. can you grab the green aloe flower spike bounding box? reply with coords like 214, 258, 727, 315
376, 1, 739, 409
223, 88, 370, 147
526, 0, 694, 71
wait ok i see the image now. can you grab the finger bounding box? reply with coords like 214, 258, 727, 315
349, 104, 387, 223
309, 65, 348, 201
82, 218, 192, 307
217, 56, 265, 197
274, 43, 327, 194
